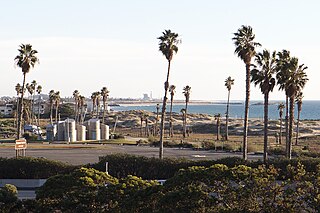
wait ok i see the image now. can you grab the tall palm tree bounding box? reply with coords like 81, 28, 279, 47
15, 83, 22, 129
169, 85, 176, 137
73, 90, 80, 122
95, 92, 101, 120
251, 50, 277, 162
224, 76, 234, 141
36, 85, 42, 127
232, 25, 261, 160
79, 95, 86, 124
91, 92, 97, 118
182, 85, 191, 138
54, 91, 61, 123
180, 108, 186, 136
158, 29, 180, 159
101, 87, 110, 124
285, 57, 308, 159
277, 103, 285, 145
276, 50, 291, 152
49, 90, 55, 124
154, 104, 160, 136
140, 113, 145, 137
14, 44, 39, 138
26, 83, 34, 124
30, 80, 37, 124
295, 91, 303, 145
214, 113, 221, 141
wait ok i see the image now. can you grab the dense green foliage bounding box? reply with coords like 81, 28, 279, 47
0, 157, 75, 179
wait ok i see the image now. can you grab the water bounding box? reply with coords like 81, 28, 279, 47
111, 101, 320, 120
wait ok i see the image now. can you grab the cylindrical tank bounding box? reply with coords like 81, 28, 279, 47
76, 125, 86, 141
46, 124, 57, 141
64, 119, 76, 142
101, 124, 109, 140
88, 119, 100, 140
57, 121, 65, 141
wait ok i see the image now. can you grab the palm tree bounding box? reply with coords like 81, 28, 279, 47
285, 57, 308, 159
214, 113, 221, 140
224, 77, 234, 140
101, 87, 110, 124
180, 108, 186, 135
79, 95, 86, 124
54, 91, 61, 123
276, 50, 291, 152
140, 113, 145, 137
251, 50, 277, 162
36, 85, 42, 127
30, 80, 37, 124
232, 25, 261, 160
95, 92, 101, 120
145, 115, 149, 137
154, 104, 160, 136
26, 83, 34, 124
73, 90, 80, 122
91, 92, 97, 118
277, 103, 285, 145
49, 90, 55, 124
168, 85, 176, 137
15, 83, 22, 128
14, 44, 39, 138
182, 85, 191, 138
295, 91, 303, 145
158, 29, 180, 159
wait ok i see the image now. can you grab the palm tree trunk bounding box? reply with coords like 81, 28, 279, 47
263, 92, 269, 163
295, 110, 301, 145
279, 113, 282, 145
17, 73, 27, 139
31, 93, 35, 125
243, 63, 251, 160
169, 98, 173, 137
102, 101, 106, 124
183, 102, 188, 138
159, 60, 171, 159
285, 95, 289, 157
140, 118, 143, 137
288, 96, 295, 159
55, 104, 59, 123
74, 101, 78, 122
50, 103, 53, 124
216, 121, 220, 140
38, 95, 41, 126
226, 90, 230, 140
16, 97, 20, 129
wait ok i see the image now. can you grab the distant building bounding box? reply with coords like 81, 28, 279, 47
142, 94, 150, 101
0, 104, 14, 116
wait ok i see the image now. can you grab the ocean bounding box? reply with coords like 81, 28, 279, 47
110, 101, 320, 120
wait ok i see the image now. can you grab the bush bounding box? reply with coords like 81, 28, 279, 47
0, 157, 76, 179
22, 132, 38, 142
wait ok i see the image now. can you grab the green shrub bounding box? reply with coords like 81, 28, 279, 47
0, 157, 76, 179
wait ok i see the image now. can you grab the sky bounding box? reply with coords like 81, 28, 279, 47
0, 0, 319, 101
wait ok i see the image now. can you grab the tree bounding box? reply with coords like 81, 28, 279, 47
30, 80, 37, 124
49, 90, 55, 124
285, 57, 308, 159
15, 83, 22, 129
182, 85, 191, 138
91, 92, 99, 118
295, 91, 303, 145
54, 91, 61, 123
232, 26, 261, 160
169, 85, 176, 137
101, 87, 110, 124
158, 29, 180, 159
14, 44, 39, 138
251, 50, 277, 162
140, 113, 145, 137
224, 76, 234, 141
277, 103, 285, 145
73, 90, 80, 122
180, 108, 186, 136
154, 104, 160, 136
276, 50, 291, 152
36, 85, 42, 128
26, 83, 34, 124
214, 113, 221, 140
79, 95, 86, 124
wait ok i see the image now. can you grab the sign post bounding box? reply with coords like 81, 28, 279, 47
15, 138, 27, 157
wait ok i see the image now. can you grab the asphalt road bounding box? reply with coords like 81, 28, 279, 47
0, 143, 264, 165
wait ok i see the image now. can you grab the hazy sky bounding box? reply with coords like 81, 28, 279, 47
0, 0, 319, 101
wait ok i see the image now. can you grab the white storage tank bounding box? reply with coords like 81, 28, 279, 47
76, 125, 86, 141
88, 118, 100, 140
101, 124, 109, 140
57, 121, 65, 141
46, 124, 57, 141
64, 119, 77, 142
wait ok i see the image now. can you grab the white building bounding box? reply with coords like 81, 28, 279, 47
0, 104, 14, 116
